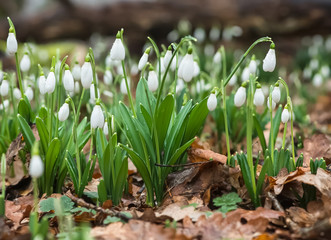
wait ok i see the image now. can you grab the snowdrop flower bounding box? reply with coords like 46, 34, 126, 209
103, 121, 109, 136
147, 69, 158, 92
91, 103, 104, 129
209, 26, 221, 42
193, 27, 206, 42
312, 73, 323, 87
72, 62, 81, 81
25, 87, 33, 101
234, 85, 246, 107
58, 102, 70, 122
207, 93, 217, 111
267, 98, 276, 110
110, 31, 125, 61
193, 61, 200, 77
90, 84, 100, 104
272, 85, 281, 103
74, 81, 80, 94
178, 49, 194, 82
213, 51, 221, 64
46, 70, 56, 94
170, 54, 177, 71
138, 47, 151, 71
281, 107, 290, 123
131, 63, 139, 75
0, 100, 9, 110
7, 29, 17, 55
20, 53, 31, 72
38, 75, 47, 95
309, 59, 319, 71
204, 44, 215, 57
176, 79, 185, 94
320, 65, 330, 78
81, 56, 93, 89
29, 155, 44, 178
63, 65, 75, 92
303, 67, 312, 79
0, 80, 9, 97
263, 43, 276, 72
120, 78, 128, 95
163, 47, 172, 68
249, 57, 257, 74
241, 67, 250, 82
253, 87, 264, 106
104, 69, 113, 85
228, 74, 237, 86
13, 88, 21, 99
103, 90, 113, 98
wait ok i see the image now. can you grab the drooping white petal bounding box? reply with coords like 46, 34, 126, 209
103, 122, 109, 136
253, 88, 265, 106
272, 86, 281, 103
45, 72, 56, 94
110, 38, 125, 61
29, 155, 44, 178
138, 52, 148, 71
0, 80, 9, 96
179, 54, 194, 82
81, 62, 93, 89
241, 67, 250, 82
207, 93, 217, 111
312, 73, 323, 87
13, 88, 21, 99
7, 32, 17, 55
20, 54, 31, 72
91, 105, 104, 129
209, 26, 221, 42
58, 103, 70, 122
72, 63, 81, 81
263, 48, 276, 72
193, 27, 206, 42
193, 61, 200, 77
74, 81, 80, 94
25, 87, 34, 101
38, 75, 47, 95
234, 86, 246, 107
120, 78, 128, 95
104, 70, 113, 85
163, 50, 172, 68
267, 98, 276, 110
228, 74, 237, 86
281, 108, 290, 123
147, 71, 158, 92
213, 51, 221, 64
89, 84, 100, 104
249, 60, 257, 74
63, 69, 75, 92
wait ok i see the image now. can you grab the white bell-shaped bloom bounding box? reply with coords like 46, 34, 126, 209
138, 52, 148, 71
147, 70, 158, 92
321, 65, 330, 78
272, 86, 281, 103
103, 121, 109, 136
234, 86, 246, 107
213, 51, 221, 64
81, 61, 93, 89
72, 63, 81, 81
312, 73, 323, 87
0, 100, 9, 110
63, 69, 75, 92
7, 32, 17, 55
131, 63, 139, 76
29, 155, 44, 178
281, 108, 290, 123
110, 38, 125, 61
58, 103, 70, 122
207, 93, 217, 111
46, 71, 56, 94
209, 26, 221, 42
104, 69, 113, 85
74, 81, 80, 94
20, 54, 31, 72
13, 88, 21, 99
193, 61, 200, 77
309, 59, 319, 71
253, 88, 265, 106
38, 75, 47, 95
249, 59, 257, 74
193, 27, 206, 42
263, 48, 276, 72
228, 74, 237, 86
0, 80, 9, 96
267, 98, 276, 110
241, 67, 250, 82
178, 53, 194, 82
120, 78, 128, 95
25, 87, 34, 101
163, 50, 172, 68
91, 105, 104, 129
176, 79, 185, 94
159, 57, 165, 73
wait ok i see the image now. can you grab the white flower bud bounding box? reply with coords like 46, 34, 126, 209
81, 61, 93, 89
7, 32, 17, 55
158, 57, 165, 73
207, 93, 217, 111
321, 65, 330, 78
176, 79, 185, 94
63, 69, 74, 92
249, 59, 257, 74
25, 87, 34, 101
241, 67, 250, 82
58, 103, 69, 122
103, 121, 109, 136
193, 27, 206, 42
91, 105, 104, 129
193, 61, 200, 77
120, 78, 128, 95
72, 63, 81, 81
131, 63, 139, 75
281, 108, 290, 123
163, 50, 172, 68
104, 70, 113, 85
234, 86, 246, 107
213, 51, 221, 64
46, 72, 56, 94
13, 88, 21, 99
228, 74, 237, 86
74, 81, 80, 94
312, 73, 323, 87
29, 155, 44, 178
263, 48, 276, 72
253, 88, 264, 106
138, 52, 148, 71
147, 70, 158, 92
309, 59, 319, 70
0, 100, 9, 110
110, 38, 125, 61
0, 80, 9, 96
267, 98, 276, 110
20, 54, 31, 72
272, 86, 281, 103
209, 26, 221, 42
38, 75, 47, 95
178, 53, 194, 82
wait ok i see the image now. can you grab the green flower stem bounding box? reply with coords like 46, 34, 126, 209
1, 96, 10, 139
76, 88, 85, 120
14, 53, 25, 97
246, 75, 258, 206
282, 121, 287, 149
220, 46, 231, 164
88, 48, 99, 100
121, 61, 136, 118
224, 37, 273, 86
32, 177, 39, 211
268, 86, 275, 173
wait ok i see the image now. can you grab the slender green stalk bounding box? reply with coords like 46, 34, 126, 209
32, 178, 39, 211
88, 48, 99, 100
121, 61, 136, 118
0, 154, 6, 216
268, 86, 275, 173
282, 122, 287, 149
15, 54, 24, 97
